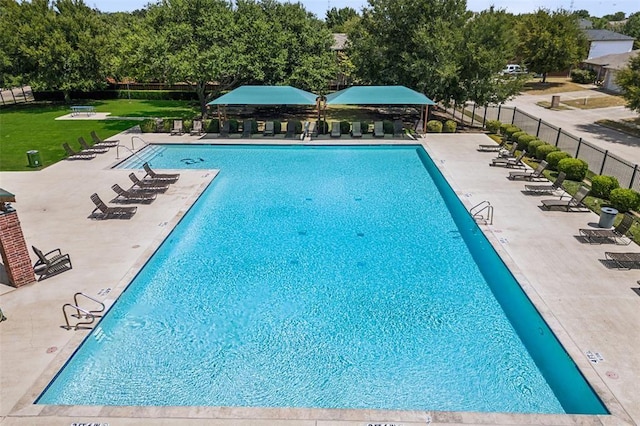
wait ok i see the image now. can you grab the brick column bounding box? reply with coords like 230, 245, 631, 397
0, 208, 35, 287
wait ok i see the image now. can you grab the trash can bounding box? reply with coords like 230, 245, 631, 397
26, 150, 41, 168
598, 207, 618, 228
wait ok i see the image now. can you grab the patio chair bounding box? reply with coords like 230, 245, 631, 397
330, 121, 341, 138
110, 184, 157, 204
604, 252, 640, 269
351, 121, 362, 138
32, 245, 72, 281
78, 137, 109, 154
285, 121, 296, 138
393, 120, 404, 138
478, 139, 507, 152
490, 150, 526, 168
263, 121, 275, 136
128, 173, 169, 193
524, 172, 566, 195
171, 120, 183, 135
219, 120, 230, 138
143, 162, 180, 183
90, 193, 137, 219
190, 120, 203, 136
62, 142, 96, 160
579, 213, 634, 245
242, 119, 253, 138
373, 121, 384, 138
508, 161, 548, 181
541, 185, 590, 212
496, 143, 517, 159
90, 131, 119, 147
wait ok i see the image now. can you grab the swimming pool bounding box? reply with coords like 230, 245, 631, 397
38, 144, 606, 414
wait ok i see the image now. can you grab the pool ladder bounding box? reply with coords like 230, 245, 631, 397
61, 292, 105, 331
470, 200, 493, 225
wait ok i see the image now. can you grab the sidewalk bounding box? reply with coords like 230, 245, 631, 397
503, 90, 640, 166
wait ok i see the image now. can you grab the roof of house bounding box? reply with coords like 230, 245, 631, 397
583, 50, 640, 70
584, 29, 635, 42
331, 33, 348, 51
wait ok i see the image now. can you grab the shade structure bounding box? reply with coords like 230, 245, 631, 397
208, 85, 319, 106
325, 86, 435, 105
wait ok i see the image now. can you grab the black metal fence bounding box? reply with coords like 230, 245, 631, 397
445, 103, 640, 191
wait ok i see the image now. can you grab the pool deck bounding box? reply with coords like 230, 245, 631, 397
0, 131, 639, 426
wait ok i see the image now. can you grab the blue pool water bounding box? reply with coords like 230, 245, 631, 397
38, 145, 606, 414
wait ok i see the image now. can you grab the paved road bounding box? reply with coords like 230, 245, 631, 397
503, 89, 640, 166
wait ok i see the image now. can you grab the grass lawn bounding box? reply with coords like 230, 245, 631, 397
522, 77, 587, 95
535, 101, 572, 110
0, 100, 199, 171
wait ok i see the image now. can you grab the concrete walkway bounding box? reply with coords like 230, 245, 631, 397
0, 132, 639, 425
503, 89, 640, 166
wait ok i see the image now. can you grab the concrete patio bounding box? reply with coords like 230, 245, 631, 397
0, 131, 638, 425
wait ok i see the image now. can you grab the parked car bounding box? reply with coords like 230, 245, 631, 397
500, 64, 527, 75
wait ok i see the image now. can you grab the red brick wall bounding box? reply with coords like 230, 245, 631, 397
0, 209, 35, 287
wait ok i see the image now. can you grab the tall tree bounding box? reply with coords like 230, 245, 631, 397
517, 9, 587, 83
621, 12, 640, 49
615, 54, 640, 113
325, 7, 358, 31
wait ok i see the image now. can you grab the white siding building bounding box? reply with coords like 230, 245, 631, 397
582, 50, 639, 93
584, 29, 634, 60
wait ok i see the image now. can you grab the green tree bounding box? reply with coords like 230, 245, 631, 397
572, 9, 590, 19
621, 12, 640, 49
348, 0, 469, 103
602, 11, 626, 21
517, 9, 587, 83
325, 7, 358, 31
615, 53, 640, 113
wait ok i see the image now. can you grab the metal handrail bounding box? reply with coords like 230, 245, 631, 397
72, 292, 105, 318
61, 304, 95, 330
470, 200, 494, 225
130, 135, 149, 150
116, 143, 146, 162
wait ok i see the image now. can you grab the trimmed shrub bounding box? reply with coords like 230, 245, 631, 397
570, 69, 597, 84
294, 120, 303, 134
590, 175, 620, 199
383, 120, 394, 134
140, 119, 156, 133
427, 120, 443, 133
340, 121, 351, 134
360, 121, 370, 134
609, 188, 640, 213
183, 119, 193, 134
272, 120, 282, 134
516, 134, 537, 151
486, 119, 501, 134
535, 144, 558, 161
557, 158, 589, 181
206, 119, 220, 133
499, 123, 511, 135
228, 119, 239, 133
162, 120, 173, 132
546, 151, 571, 170
511, 131, 526, 142
316, 120, 329, 134
443, 120, 457, 133
504, 126, 521, 140
526, 140, 545, 156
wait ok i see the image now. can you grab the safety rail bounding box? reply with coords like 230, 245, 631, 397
116, 143, 147, 162
470, 200, 493, 225
130, 135, 149, 150
61, 292, 105, 331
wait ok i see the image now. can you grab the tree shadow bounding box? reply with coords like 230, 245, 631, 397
574, 123, 640, 149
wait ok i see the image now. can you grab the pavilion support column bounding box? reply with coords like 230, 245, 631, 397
0, 206, 35, 287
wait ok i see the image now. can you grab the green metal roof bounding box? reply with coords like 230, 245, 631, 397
325, 86, 435, 105
208, 85, 319, 106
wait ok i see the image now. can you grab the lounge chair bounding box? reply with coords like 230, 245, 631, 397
579, 213, 634, 245
285, 121, 296, 138
508, 161, 548, 181
496, 143, 516, 159
330, 121, 341, 138
351, 122, 362, 138
90, 193, 137, 219
62, 142, 96, 160
541, 185, 589, 211
604, 252, 640, 269
32, 246, 72, 281
242, 119, 253, 138
524, 172, 566, 195
219, 121, 230, 138
393, 120, 404, 138
90, 131, 119, 147
263, 121, 275, 136
373, 121, 384, 138
143, 162, 180, 183
78, 137, 109, 154
171, 120, 183, 135
111, 184, 157, 204
478, 139, 507, 152
190, 120, 203, 136
490, 150, 526, 168
128, 173, 169, 193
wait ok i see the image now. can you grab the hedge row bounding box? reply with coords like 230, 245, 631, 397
33, 90, 200, 102
426, 119, 457, 133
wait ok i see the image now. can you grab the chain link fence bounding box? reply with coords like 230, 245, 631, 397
444, 102, 640, 191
